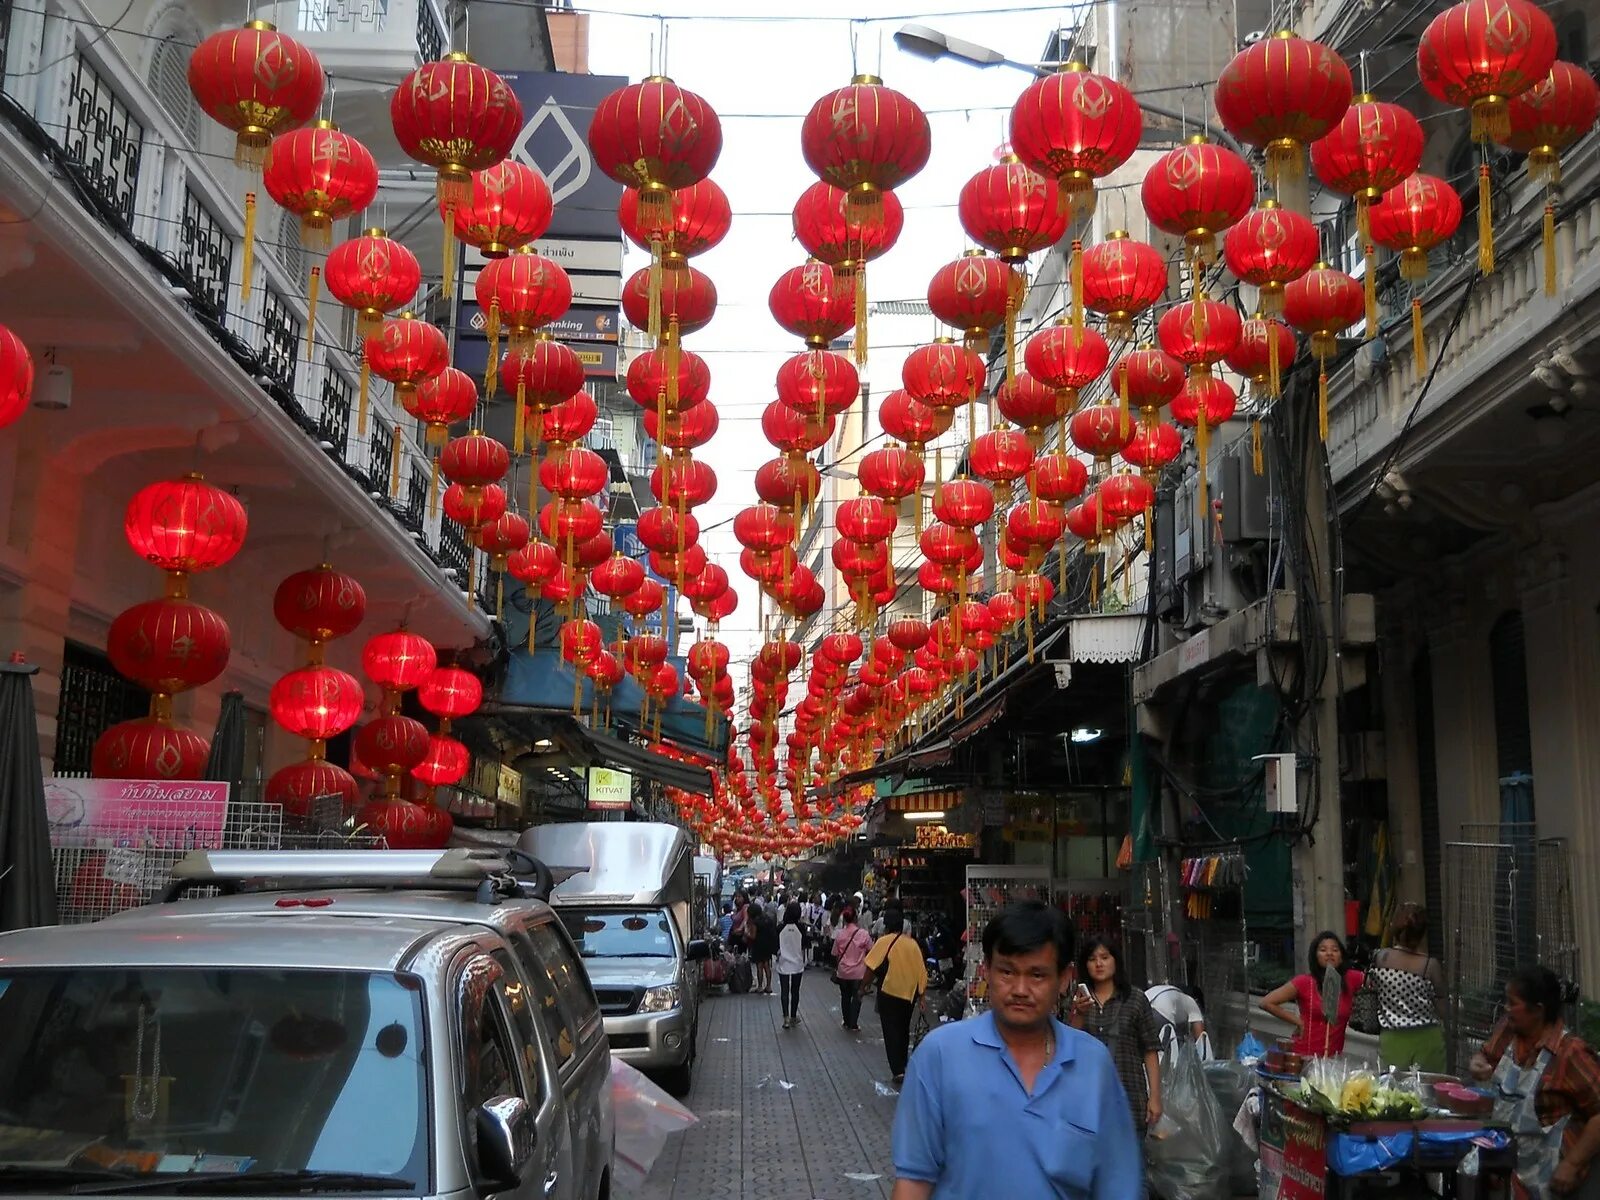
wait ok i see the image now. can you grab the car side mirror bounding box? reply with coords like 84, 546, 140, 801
476, 1095, 534, 1190
686, 939, 710, 962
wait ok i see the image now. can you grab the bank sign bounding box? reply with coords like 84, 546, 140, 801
500, 72, 627, 240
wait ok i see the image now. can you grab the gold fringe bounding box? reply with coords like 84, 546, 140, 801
1005, 284, 1018, 387
1479, 165, 1495, 275
1318, 370, 1330, 442
1252, 418, 1263, 476
241, 191, 256, 303
514, 389, 527, 456
648, 236, 664, 342
358, 360, 370, 435
1269, 323, 1281, 398
1412, 299, 1427, 375
1119, 362, 1131, 429
854, 265, 868, 365
497, 573, 504, 622
305, 266, 319, 360
389, 423, 403, 497
1071, 239, 1084, 334
1544, 200, 1558, 298
1196, 411, 1210, 516
486, 301, 502, 399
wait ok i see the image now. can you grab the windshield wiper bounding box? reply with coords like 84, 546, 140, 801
73, 1170, 414, 1195
0, 1164, 137, 1191
601, 952, 673, 958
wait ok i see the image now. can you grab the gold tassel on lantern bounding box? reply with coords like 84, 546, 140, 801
1268, 321, 1282, 398
358, 359, 370, 435
1071, 239, 1085, 334
1196, 410, 1210, 516
666, 323, 682, 411
1252, 419, 1264, 477
389, 424, 403, 497
1318, 369, 1330, 442
1005, 271, 1020, 386
648, 236, 664, 341
853, 265, 868, 365
241, 191, 257, 302
513, 389, 527, 456
1412, 298, 1427, 375
1478, 164, 1495, 275
486, 299, 502, 396
305, 266, 320, 360
497, 573, 505, 622
1544, 200, 1558, 298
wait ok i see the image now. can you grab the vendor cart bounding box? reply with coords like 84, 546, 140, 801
1258, 1081, 1514, 1200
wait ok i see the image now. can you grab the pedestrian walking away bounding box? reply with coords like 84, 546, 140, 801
863, 908, 928, 1083
1369, 902, 1448, 1073
751, 895, 779, 994
1069, 935, 1164, 1136
1260, 930, 1366, 1058
777, 900, 807, 1027
891, 901, 1141, 1199
832, 905, 872, 1031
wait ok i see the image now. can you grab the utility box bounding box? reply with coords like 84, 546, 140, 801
1256, 752, 1298, 814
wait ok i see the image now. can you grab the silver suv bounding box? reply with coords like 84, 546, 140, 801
0, 850, 615, 1200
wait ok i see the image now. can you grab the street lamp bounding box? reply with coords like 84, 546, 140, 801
892, 23, 1246, 158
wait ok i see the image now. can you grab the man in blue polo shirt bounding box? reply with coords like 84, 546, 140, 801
891, 902, 1141, 1200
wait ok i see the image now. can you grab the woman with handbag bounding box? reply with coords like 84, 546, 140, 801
862, 909, 928, 1084
1366, 903, 1447, 1071
832, 905, 872, 1032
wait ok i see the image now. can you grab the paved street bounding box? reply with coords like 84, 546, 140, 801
622, 969, 906, 1199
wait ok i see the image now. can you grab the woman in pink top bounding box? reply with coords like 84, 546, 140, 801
832, 906, 873, 1032
1261, 931, 1366, 1057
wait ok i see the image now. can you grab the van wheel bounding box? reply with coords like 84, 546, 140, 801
660, 1058, 692, 1097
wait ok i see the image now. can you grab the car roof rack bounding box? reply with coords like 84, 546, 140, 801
160, 848, 558, 905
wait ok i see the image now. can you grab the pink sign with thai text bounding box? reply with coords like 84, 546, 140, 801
44, 778, 231, 848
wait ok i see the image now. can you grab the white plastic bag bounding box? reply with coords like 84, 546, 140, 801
609, 1056, 698, 1187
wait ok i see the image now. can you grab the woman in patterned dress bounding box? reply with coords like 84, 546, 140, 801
1371, 903, 1448, 1072
1068, 935, 1164, 1136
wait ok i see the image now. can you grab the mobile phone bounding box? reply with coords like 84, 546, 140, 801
1076, 983, 1091, 1001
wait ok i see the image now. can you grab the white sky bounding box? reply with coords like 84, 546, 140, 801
584, 2, 1071, 677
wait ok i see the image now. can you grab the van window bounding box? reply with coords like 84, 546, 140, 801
490, 949, 545, 1104
507, 931, 573, 1069
525, 922, 600, 1059
466, 992, 523, 1110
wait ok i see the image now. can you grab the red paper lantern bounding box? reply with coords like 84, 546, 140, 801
637, 507, 699, 554
367, 313, 449, 404
1310, 97, 1426, 230
650, 457, 717, 509
920, 523, 978, 567
1214, 32, 1353, 186
473, 512, 531, 568
1284, 262, 1364, 437
619, 177, 732, 263
324, 229, 421, 338
1024, 323, 1110, 406
262, 121, 378, 245
267, 759, 357, 819
545, 390, 601, 447
776, 349, 859, 419
1499, 62, 1600, 183
792, 181, 905, 271
187, 20, 323, 166
959, 155, 1068, 263
358, 798, 453, 848
391, 53, 521, 206
622, 264, 717, 336
92, 718, 208, 780
107, 598, 230, 695
1157, 297, 1244, 370
626, 347, 711, 414
857, 446, 924, 502
361, 630, 436, 693
1122, 421, 1183, 475
1225, 317, 1300, 398
1417, 0, 1557, 141
1031, 452, 1089, 503
590, 78, 722, 205
1170, 374, 1238, 466
270, 665, 364, 741
970, 429, 1034, 499
733, 505, 795, 553
443, 482, 506, 530
928, 252, 1022, 348
770, 261, 854, 348
995, 372, 1064, 444
801, 76, 931, 206
273, 563, 366, 645
540, 447, 609, 502
1009, 64, 1142, 216
475, 251, 573, 348
901, 341, 985, 410
1070, 404, 1136, 462
593, 554, 646, 601
755, 457, 820, 509
508, 541, 561, 589
1101, 471, 1157, 523
1112, 347, 1187, 416
1081, 233, 1168, 341
124, 474, 248, 577
837, 497, 898, 542
760, 401, 834, 457
887, 618, 930, 652
0, 323, 33, 430
1007, 498, 1066, 551
1140, 137, 1254, 265
440, 432, 511, 493
503, 339, 586, 421
879, 388, 954, 452
418, 666, 483, 720
405, 366, 477, 447
1222, 202, 1321, 316
1369, 173, 1465, 371
450, 159, 553, 257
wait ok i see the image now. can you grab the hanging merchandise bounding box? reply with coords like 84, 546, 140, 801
1179, 851, 1247, 920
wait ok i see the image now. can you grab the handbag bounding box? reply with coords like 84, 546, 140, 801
864, 933, 903, 996
1349, 967, 1381, 1035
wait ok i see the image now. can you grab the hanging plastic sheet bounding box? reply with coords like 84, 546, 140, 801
610, 1056, 698, 1188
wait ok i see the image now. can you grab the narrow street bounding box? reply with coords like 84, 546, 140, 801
624, 974, 905, 1199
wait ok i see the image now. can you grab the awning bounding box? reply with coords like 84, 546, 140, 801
567, 723, 714, 796
950, 695, 1006, 744
886, 788, 961, 813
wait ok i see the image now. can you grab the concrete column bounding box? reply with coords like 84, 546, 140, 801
1377, 592, 1427, 908
1425, 573, 1499, 835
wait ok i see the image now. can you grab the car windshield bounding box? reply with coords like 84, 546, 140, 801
559, 910, 676, 959
0, 968, 429, 1186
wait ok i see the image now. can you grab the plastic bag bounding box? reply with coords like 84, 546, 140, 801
1148, 1037, 1230, 1200
1204, 1061, 1260, 1195
1236, 1032, 1266, 1065
609, 1056, 698, 1187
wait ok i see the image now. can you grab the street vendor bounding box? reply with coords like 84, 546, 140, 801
1471, 965, 1600, 1198
1260, 931, 1365, 1058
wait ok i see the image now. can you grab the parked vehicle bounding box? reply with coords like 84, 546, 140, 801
520, 824, 709, 1096
0, 849, 616, 1200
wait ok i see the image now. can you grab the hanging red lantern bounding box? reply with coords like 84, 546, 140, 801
959, 155, 1068, 263
887, 617, 930, 652
269, 665, 364, 742
1225, 316, 1299, 399
754, 457, 820, 510
792, 181, 906, 267
441, 432, 511, 502
1214, 32, 1352, 191
324, 229, 421, 338
801, 75, 930, 208
1101, 471, 1157, 524
1112, 347, 1186, 419
622, 264, 717, 336
503, 339, 586, 453
187, 20, 324, 167
1369, 174, 1465, 370
107, 598, 230, 695
1141, 137, 1255, 267
362, 630, 436, 694
920, 523, 979, 567
902, 340, 985, 411
449, 159, 553, 259
637, 507, 699, 554
776, 349, 859, 419
1499, 61, 1600, 183
1157, 296, 1244, 373
1417, 0, 1557, 142
1007, 497, 1065, 552
405, 366, 477, 447
857, 446, 925, 504
541, 446, 609, 500
365, 312, 448, 435
837, 497, 898, 542
443, 482, 507, 531
354, 712, 431, 776
1031, 452, 1089, 504
1122, 420, 1183, 476
1222, 201, 1320, 316
928, 251, 1023, 367
1009, 63, 1142, 217
419, 666, 483, 721
626, 346, 711, 415
412, 735, 470, 787
391, 53, 521, 209
1171, 373, 1238, 488
733, 505, 796, 553
273, 563, 366, 648
995, 372, 1064, 446
651, 457, 717, 509
124, 473, 248, 581
879, 389, 953, 451
1081, 233, 1168, 341
262, 121, 378, 246
0, 323, 33, 430
1283, 262, 1364, 438
508, 540, 561, 590
93, 717, 209, 781
475, 250, 573, 356
619, 177, 732, 264
760, 400, 834, 458
970, 429, 1034, 503
1070, 404, 1136, 463
473, 512, 531, 570
770, 261, 855, 348
266, 759, 357, 820
593, 554, 646, 602
590, 78, 722, 213
647, 396, 720, 452
1024, 323, 1110, 411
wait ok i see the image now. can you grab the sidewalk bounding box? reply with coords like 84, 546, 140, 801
620, 968, 905, 1199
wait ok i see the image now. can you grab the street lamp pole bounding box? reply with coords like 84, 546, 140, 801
893, 24, 1247, 158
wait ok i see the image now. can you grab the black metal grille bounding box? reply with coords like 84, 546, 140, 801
178, 188, 233, 316
52, 643, 149, 775
298, 0, 390, 32
439, 518, 470, 581
317, 368, 353, 454
404, 463, 427, 533
593, 987, 642, 1017
415, 0, 445, 63
260, 288, 302, 396
367, 422, 393, 494
62, 54, 143, 229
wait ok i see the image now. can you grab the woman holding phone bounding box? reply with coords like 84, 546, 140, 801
1067, 936, 1164, 1136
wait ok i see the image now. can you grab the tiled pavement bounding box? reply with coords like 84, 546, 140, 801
620, 967, 907, 1200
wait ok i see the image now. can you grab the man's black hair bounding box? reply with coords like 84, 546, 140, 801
1508, 964, 1565, 1024
1077, 935, 1130, 998
883, 908, 905, 934
981, 901, 1073, 971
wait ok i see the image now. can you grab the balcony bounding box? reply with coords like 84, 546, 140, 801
0, 0, 489, 641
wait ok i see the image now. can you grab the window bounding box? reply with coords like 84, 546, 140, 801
144, 7, 202, 144
53, 642, 148, 774
1488, 610, 1533, 780
524, 922, 601, 1064
490, 949, 545, 1103
467, 995, 521, 1109
508, 932, 573, 1070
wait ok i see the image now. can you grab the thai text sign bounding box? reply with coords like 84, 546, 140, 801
44, 778, 230, 847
